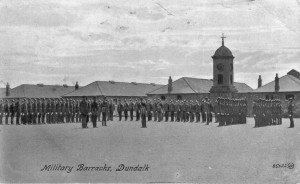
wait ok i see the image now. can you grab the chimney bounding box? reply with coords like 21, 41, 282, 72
258, 75, 262, 88
168, 76, 172, 93
75, 81, 79, 90
275, 73, 280, 92
6, 82, 10, 96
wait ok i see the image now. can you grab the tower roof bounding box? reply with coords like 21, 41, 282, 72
212, 33, 234, 58
212, 45, 234, 58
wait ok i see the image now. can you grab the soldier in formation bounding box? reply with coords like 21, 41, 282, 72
252, 98, 282, 127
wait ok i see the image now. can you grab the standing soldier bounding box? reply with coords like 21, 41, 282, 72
37, 99, 41, 124
32, 99, 38, 124
91, 97, 98, 128
41, 99, 46, 124
15, 99, 21, 125
174, 100, 179, 122
288, 97, 295, 128
57, 99, 62, 123
107, 99, 111, 121
129, 99, 134, 121
65, 99, 70, 123
185, 100, 191, 122
45, 99, 50, 124
4, 100, 9, 125
123, 99, 129, 121
79, 96, 89, 128
9, 100, 15, 125
253, 100, 258, 128
20, 99, 26, 125
146, 99, 152, 121
134, 99, 140, 121
97, 99, 101, 122
101, 97, 108, 126
181, 100, 187, 122
0, 99, 3, 125
189, 100, 195, 123
109, 99, 115, 121
117, 99, 123, 121
163, 100, 169, 122
153, 99, 158, 122
277, 100, 282, 125
195, 100, 201, 123
140, 98, 147, 128
157, 99, 163, 122
27, 99, 33, 124
169, 100, 175, 122
50, 99, 55, 124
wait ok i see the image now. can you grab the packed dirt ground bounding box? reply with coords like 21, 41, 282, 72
0, 118, 299, 183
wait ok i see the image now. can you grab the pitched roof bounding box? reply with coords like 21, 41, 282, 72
252, 73, 300, 93
0, 88, 6, 98
147, 77, 253, 95
6, 84, 76, 98
63, 81, 163, 97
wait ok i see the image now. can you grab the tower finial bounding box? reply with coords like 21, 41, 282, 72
221, 33, 226, 46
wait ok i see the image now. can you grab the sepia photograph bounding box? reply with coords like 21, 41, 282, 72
0, 0, 299, 183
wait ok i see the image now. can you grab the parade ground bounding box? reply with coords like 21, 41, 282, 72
0, 118, 299, 183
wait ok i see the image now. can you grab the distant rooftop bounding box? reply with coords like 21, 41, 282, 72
63, 81, 163, 97
147, 77, 253, 95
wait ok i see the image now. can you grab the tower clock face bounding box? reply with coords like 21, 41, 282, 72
217, 63, 224, 71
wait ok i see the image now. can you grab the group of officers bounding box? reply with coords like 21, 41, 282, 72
252, 99, 283, 127
214, 97, 248, 126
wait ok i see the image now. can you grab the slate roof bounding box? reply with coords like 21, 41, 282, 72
147, 77, 253, 95
63, 81, 163, 97
6, 84, 76, 99
252, 71, 300, 93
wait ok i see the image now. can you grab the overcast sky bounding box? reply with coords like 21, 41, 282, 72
0, 0, 299, 89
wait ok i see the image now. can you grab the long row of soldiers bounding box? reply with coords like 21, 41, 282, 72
1, 97, 290, 128
0, 97, 217, 125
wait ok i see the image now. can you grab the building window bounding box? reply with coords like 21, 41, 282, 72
177, 95, 182, 100
270, 95, 274, 100
161, 95, 166, 100
286, 94, 295, 100
266, 95, 269, 99
230, 75, 233, 84
217, 74, 223, 84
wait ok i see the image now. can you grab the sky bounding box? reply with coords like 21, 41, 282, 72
0, 0, 300, 89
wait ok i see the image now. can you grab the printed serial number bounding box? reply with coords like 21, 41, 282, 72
273, 163, 294, 169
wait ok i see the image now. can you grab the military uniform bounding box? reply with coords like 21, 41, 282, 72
146, 100, 152, 121
129, 100, 134, 121
134, 100, 140, 121
101, 98, 108, 126
163, 101, 169, 122
0, 100, 3, 125
123, 100, 129, 121
169, 100, 175, 122
9, 100, 15, 124
117, 101, 123, 121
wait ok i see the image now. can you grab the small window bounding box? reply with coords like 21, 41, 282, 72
230, 75, 233, 84
217, 74, 223, 84
286, 94, 294, 100
270, 95, 273, 100
177, 95, 182, 100
266, 95, 269, 99
161, 95, 166, 100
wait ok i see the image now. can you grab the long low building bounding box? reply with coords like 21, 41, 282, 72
62, 81, 163, 102
4, 84, 77, 100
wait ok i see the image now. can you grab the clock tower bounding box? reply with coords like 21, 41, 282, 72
209, 33, 238, 93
